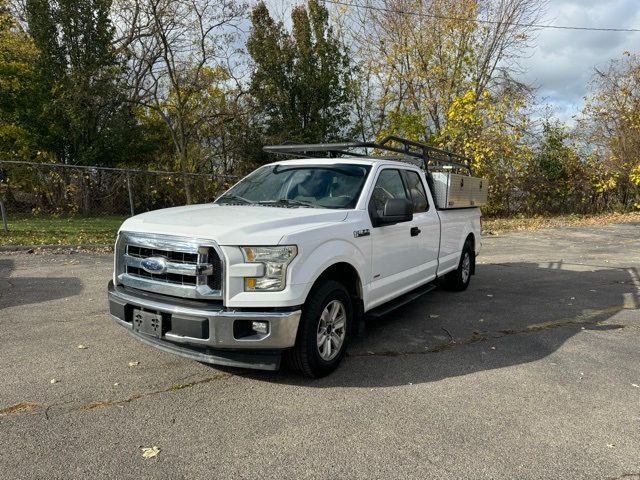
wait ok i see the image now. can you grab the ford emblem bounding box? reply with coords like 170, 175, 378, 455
141, 257, 167, 274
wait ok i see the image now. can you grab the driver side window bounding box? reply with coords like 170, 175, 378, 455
371, 169, 408, 216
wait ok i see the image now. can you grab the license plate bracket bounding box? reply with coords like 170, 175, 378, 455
133, 309, 163, 338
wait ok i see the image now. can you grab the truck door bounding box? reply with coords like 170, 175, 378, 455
367, 168, 421, 307
402, 169, 440, 282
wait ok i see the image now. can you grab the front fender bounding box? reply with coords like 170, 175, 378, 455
290, 238, 369, 304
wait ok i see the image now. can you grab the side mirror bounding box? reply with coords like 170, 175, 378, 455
378, 198, 413, 225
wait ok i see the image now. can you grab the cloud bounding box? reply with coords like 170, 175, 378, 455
518, 0, 640, 123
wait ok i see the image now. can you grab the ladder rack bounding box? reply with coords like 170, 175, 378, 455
263, 135, 472, 174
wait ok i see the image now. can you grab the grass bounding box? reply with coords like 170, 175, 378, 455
0, 215, 126, 246
0, 211, 638, 247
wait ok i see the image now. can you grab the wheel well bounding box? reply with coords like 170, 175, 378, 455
311, 262, 362, 300
308, 262, 365, 336
465, 233, 476, 275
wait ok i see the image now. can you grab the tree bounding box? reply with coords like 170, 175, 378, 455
24, 0, 139, 166
0, 0, 42, 160
115, 0, 246, 202
580, 52, 640, 210
247, 0, 353, 145
343, 0, 544, 142
523, 121, 592, 214
434, 87, 531, 215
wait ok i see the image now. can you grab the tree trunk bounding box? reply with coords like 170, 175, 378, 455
183, 173, 192, 205
176, 148, 193, 205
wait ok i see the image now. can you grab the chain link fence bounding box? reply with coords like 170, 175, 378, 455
0, 160, 239, 229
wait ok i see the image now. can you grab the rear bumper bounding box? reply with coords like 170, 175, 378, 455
108, 281, 301, 370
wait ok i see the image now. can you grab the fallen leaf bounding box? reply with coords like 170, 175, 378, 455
50, 379, 58, 384
487, 294, 494, 297
490, 346, 496, 350
570, 297, 575, 300
141, 446, 160, 459
77, 345, 87, 350
113, 382, 120, 386
0, 402, 41, 416
128, 361, 139, 367
429, 314, 439, 318
632, 384, 639, 388
607, 444, 615, 448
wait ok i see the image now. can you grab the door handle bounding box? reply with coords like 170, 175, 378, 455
410, 227, 421, 237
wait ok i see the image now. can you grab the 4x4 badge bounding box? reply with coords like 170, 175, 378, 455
353, 229, 370, 238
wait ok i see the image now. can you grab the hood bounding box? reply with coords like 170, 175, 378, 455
119, 203, 349, 245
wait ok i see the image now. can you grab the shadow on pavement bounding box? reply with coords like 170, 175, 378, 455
0, 258, 83, 310
238, 261, 639, 388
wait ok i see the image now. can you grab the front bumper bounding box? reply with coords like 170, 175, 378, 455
108, 281, 301, 370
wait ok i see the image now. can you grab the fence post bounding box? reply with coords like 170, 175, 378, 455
0, 200, 7, 233
126, 170, 135, 216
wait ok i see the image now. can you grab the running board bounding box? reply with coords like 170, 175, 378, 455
366, 283, 437, 319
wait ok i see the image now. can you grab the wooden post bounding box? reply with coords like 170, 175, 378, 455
0, 200, 7, 233
126, 171, 135, 216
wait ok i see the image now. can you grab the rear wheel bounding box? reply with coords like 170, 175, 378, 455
440, 240, 474, 291
285, 280, 352, 378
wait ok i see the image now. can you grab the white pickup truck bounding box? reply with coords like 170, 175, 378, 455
108, 138, 483, 377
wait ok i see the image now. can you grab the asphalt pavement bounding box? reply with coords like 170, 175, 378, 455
0, 223, 639, 479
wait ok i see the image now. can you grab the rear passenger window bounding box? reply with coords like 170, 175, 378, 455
371, 169, 408, 215
404, 170, 429, 213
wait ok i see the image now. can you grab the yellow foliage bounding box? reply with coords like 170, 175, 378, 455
594, 175, 618, 193
435, 88, 529, 177
630, 165, 640, 186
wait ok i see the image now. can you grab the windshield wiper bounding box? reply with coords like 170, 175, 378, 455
216, 195, 254, 205
257, 198, 315, 208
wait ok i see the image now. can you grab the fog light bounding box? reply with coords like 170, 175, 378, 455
251, 321, 269, 335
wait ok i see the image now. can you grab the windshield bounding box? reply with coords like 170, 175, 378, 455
216, 164, 371, 209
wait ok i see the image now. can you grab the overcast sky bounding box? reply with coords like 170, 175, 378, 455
519, 0, 640, 123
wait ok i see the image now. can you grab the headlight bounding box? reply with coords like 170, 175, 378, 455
241, 245, 297, 291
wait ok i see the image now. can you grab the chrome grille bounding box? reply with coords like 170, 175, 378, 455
127, 245, 198, 264
116, 232, 223, 299
125, 265, 198, 286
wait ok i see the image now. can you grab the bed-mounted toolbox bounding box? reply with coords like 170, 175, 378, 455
431, 172, 488, 209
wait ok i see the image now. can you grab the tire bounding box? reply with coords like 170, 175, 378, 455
440, 240, 474, 291
285, 280, 353, 378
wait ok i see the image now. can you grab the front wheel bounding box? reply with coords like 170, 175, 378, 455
285, 280, 353, 378
440, 241, 474, 291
